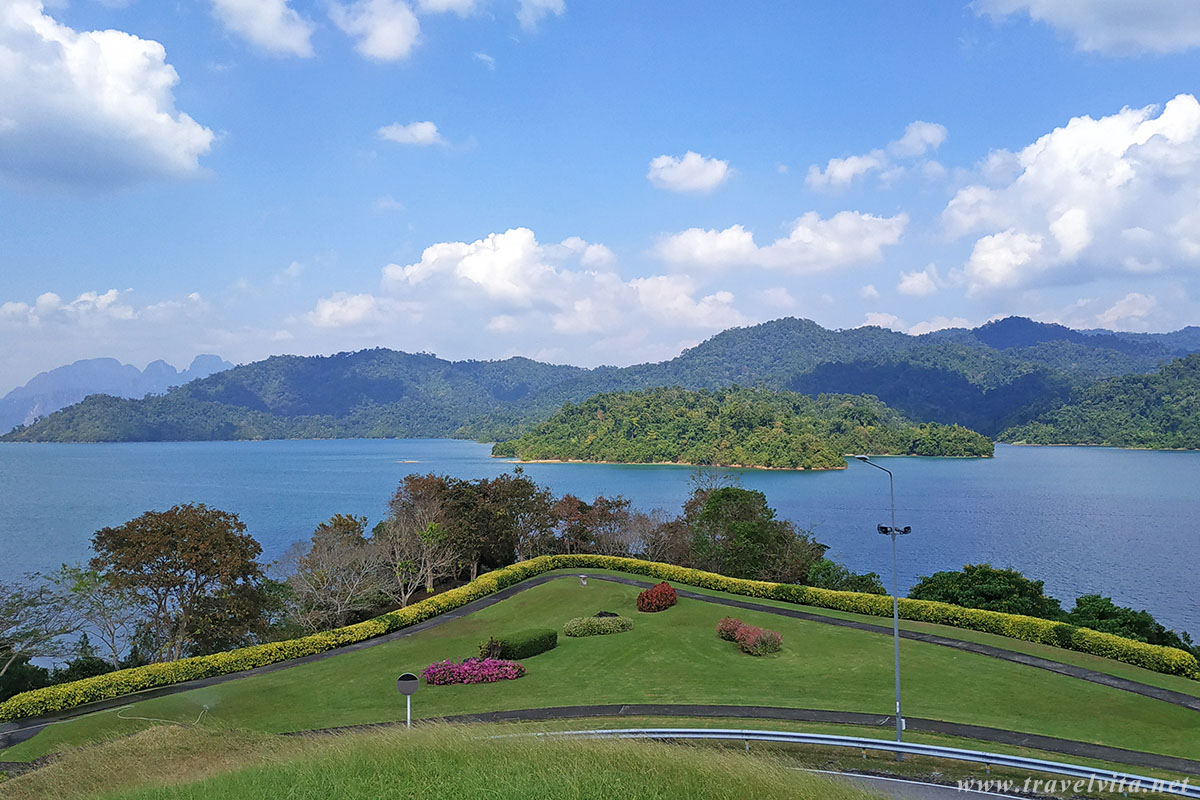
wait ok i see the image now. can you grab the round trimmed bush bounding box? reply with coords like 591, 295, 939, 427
637, 581, 677, 612
564, 616, 634, 637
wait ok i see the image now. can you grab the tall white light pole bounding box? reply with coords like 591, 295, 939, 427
855, 455, 910, 758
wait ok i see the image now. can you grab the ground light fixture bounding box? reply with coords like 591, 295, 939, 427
396, 672, 419, 728
854, 455, 910, 760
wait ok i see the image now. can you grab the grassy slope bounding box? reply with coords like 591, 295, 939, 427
5, 577, 1199, 764
2, 725, 873, 800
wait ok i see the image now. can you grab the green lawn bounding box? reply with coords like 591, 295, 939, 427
2, 725, 874, 800
6, 576, 1199, 765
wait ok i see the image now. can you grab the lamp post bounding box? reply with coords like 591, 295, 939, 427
855, 455, 910, 758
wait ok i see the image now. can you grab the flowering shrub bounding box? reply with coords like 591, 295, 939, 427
564, 616, 633, 637
735, 624, 783, 656
637, 581, 677, 612
716, 617, 743, 641
422, 658, 526, 686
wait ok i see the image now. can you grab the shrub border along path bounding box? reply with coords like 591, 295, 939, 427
2, 570, 1198, 754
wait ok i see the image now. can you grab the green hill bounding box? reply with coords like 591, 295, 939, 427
1000, 353, 1200, 448
4, 316, 1196, 443
493, 387, 993, 469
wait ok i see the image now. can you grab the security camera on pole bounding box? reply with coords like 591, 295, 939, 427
855, 455, 911, 761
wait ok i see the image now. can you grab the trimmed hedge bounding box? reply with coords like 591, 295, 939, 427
564, 616, 633, 637
637, 581, 677, 612
478, 628, 558, 660
2, 554, 1196, 722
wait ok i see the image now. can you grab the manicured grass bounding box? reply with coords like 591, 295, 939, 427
5, 576, 1200, 764
1, 725, 872, 800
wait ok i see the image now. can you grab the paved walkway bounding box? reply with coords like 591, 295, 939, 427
3, 571, 1198, 755
291, 703, 1200, 776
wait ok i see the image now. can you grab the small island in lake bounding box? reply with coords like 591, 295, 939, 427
492, 387, 993, 470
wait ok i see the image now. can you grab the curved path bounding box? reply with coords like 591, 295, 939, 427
292, 703, 1200, 776
3, 571, 1198, 753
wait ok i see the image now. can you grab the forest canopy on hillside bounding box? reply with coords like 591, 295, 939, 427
492, 387, 994, 469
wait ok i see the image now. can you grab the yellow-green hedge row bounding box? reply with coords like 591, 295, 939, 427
1, 555, 1195, 722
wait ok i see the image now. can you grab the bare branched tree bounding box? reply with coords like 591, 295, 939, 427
284, 515, 386, 632
1, 573, 81, 677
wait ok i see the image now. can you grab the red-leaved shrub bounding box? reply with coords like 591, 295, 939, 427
735, 624, 783, 656
717, 617, 743, 641
637, 581, 677, 612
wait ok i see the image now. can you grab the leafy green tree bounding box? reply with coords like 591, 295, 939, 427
56, 565, 142, 668
1066, 595, 1195, 654
689, 487, 827, 583
90, 503, 266, 662
50, 633, 114, 684
806, 558, 887, 594
908, 564, 1065, 618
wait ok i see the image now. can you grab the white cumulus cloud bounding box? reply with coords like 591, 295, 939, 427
976, 0, 1200, 55
209, 0, 314, 57
652, 211, 907, 273
517, 0, 564, 30
945, 94, 1200, 295
807, 121, 946, 189
0, 1, 214, 189
647, 151, 731, 193
377, 121, 444, 146
896, 264, 943, 297
909, 316, 972, 336
1097, 292, 1157, 328
331, 0, 421, 61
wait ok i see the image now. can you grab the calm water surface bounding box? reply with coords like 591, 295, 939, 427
1, 440, 1196, 634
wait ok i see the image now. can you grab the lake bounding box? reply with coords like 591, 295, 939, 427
1, 440, 1196, 635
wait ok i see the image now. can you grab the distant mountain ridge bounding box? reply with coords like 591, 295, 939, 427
0, 355, 232, 434
3, 317, 1198, 444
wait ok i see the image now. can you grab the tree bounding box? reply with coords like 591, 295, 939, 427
689, 487, 827, 583
284, 514, 385, 632
90, 503, 266, 662
1066, 594, 1195, 653
0, 573, 80, 678
908, 564, 1065, 619
55, 565, 142, 668
806, 558, 887, 594
490, 469, 555, 562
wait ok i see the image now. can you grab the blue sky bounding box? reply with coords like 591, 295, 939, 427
2, 0, 1200, 392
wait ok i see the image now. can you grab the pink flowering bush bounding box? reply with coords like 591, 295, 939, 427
716, 617, 743, 641
422, 657, 526, 685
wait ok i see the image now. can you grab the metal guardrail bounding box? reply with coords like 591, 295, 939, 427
517, 728, 1200, 798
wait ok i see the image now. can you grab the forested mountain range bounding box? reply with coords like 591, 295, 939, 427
493, 387, 993, 469
3, 316, 1198, 444
1001, 353, 1200, 449
0, 355, 231, 435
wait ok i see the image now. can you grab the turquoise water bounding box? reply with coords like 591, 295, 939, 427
1, 440, 1197, 634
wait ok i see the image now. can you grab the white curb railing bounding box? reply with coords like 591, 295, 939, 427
512, 727, 1200, 798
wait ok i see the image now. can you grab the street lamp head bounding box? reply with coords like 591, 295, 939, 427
855, 455, 870, 462
901, 526, 912, 535
877, 524, 890, 535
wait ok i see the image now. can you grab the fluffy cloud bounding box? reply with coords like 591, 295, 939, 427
330, 0, 420, 61
1097, 292, 1157, 327
945, 94, 1200, 295
0, 289, 215, 328
908, 316, 972, 336
652, 211, 907, 273
306, 292, 418, 328
976, 0, 1200, 55
517, 0, 565, 30
861, 312, 903, 330
416, 0, 477, 14
378, 121, 444, 146
858, 284, 881, 300
807, 121, 946, 189
379, 227, 744, 337
896, 264, 943, 297
209, 0, 314, 57
0, 1, 214, 189
647, 151, 731, 193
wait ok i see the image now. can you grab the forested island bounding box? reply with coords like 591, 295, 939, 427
491, 387, 993, 469
1001, 353, 1200, 449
